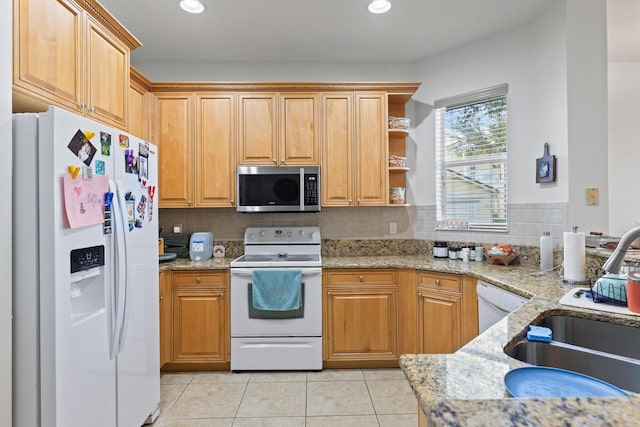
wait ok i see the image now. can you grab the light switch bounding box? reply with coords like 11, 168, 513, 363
586, 188, 599, 206
389, 222, 397, 234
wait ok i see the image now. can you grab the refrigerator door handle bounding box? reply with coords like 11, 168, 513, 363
112, 180, 130, 355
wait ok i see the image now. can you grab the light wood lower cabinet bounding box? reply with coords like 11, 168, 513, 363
416, 271, 478, 354
163, 270, 230, 369
323, 269, 400, 367
159, 271, 172, 368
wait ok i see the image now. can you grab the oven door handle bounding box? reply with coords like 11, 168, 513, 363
230, 267, 322, 276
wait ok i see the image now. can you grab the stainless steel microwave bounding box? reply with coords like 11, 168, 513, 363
236, 166, 320, 213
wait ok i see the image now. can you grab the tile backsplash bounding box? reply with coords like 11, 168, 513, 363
159, 202, 569, 248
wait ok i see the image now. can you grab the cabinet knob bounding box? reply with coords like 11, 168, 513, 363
418, 293, 422, 297
435, 279, 441, 286
272, 159, 277, 163
159, 296, 164, 301
359, 275, 364, 282
230, 199, 234, 205
348, 199, 353, 205
281, 159, 285, 164
89, 106, 95, 113
327, 291, 332, 296
196, 277, 201, 283
219, 292, 224, 297
79, 103, 86, 109
357, 198, 361, 205
187, 200, 193, 206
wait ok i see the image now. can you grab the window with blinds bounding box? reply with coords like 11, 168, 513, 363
435, 84, 508, 231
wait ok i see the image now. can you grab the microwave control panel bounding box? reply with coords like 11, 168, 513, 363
304, 174, 318, 205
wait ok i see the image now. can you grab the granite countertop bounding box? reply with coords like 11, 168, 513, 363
159, 256, 231, 272
160, 253, 640, 425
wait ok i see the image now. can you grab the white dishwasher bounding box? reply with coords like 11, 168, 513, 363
477, 281, 528, 333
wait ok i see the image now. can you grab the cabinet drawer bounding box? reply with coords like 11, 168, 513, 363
173, 272, 226, 288
325, 270, 396, 285
417, 272, 461, 293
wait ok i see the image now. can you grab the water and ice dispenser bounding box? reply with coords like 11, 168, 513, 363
69, 245, 106, 325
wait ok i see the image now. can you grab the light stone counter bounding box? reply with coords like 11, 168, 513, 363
161, 253, 640, 425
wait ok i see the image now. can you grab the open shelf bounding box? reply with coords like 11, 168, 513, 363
388, 128, 410, 136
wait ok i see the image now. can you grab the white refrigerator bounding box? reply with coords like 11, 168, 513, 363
13, 107, 160, 427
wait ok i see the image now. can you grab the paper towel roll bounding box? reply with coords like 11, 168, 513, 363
564, 231, 586, 283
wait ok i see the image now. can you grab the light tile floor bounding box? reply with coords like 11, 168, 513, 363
154, 369, 418, 427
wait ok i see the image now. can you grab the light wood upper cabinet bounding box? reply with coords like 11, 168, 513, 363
237, 93, 278, 165
128, 67, 151, 140
322, 91, 387, 206
154, 92, 237, 208
13, 0, 84, 112
321, 92, 353, 206
153, 93, 194, 208
85, 16, 128, 128
278, 93, 320, 165
195, 93, 236, 207
354, 92, 388, 206
238, 92, 319, 166
13, 0, 137, 129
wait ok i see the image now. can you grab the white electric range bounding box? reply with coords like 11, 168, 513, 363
229, 226, 322, 371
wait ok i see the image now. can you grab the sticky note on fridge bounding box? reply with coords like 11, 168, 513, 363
63, 173, 108, 229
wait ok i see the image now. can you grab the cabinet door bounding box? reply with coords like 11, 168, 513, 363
128, 78, 148, 140
237, 93, 277, 165
85, 16, 129, 128
417, 289, 461, 354
195, 93, 236, 207
354, 92, 388, 206
13, 0, 84, 112
321, 92, 353, 206
159, 271, 171, 368
154, 93, 194, 208
279, 93, 319, 165
172, 288, 227, 363
324, 270, 398, 363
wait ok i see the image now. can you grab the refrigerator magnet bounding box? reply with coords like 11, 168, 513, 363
82, 166, 92, 180
95, 160, 105, 175
119, 134, 129, 148
100, 132, 111, 156
136, 194, 147, 222
125, 149, 138, 174
67, 130, 97, 166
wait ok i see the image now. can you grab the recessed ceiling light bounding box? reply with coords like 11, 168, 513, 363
180, 0, 205, 14
368, 0, 391, 14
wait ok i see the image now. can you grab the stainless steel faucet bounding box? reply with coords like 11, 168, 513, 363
602, 226, 640, 274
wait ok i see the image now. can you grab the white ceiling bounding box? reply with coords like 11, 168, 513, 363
99, 0, 639, 65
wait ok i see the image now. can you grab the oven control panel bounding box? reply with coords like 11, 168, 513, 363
244, 226, 321, 245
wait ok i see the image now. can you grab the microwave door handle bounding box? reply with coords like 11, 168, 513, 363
300, 168, 304, 210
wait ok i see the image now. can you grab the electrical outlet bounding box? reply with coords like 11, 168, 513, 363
586, 188, 599, 206
389, 222, 397, 234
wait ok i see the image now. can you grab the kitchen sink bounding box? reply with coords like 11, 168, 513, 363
504, 314, 640, 393
535, 315, 640, 359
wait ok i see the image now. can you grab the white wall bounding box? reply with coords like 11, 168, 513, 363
409, 1, 570, 206
565, 0, 609, 232
1, 0, 12, 423
608, 61, 640, 236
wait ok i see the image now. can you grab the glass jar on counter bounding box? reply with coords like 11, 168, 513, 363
448, 247, 458, 260
433, 241, 449, 258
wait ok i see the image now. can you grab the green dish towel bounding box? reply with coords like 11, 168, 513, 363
252, 270, 302, 311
